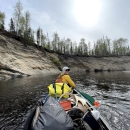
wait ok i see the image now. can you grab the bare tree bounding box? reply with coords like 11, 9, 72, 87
52, 32, 59, 51
41, 29, 47, 48
66, 38, 71, 54
19, 16, 25, 36
13, 1, 23, 35
79, 38, 86, 55
37, 27, 41, 46
24, 11, 31, 32
113, 38, 128, 55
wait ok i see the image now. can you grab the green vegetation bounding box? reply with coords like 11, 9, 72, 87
0, 1, 130, 56
51, 58, 61, 66
0, 11, 5, 30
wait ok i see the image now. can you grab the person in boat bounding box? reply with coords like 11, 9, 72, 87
48, 66, 75, 98
55, 66, 75, 89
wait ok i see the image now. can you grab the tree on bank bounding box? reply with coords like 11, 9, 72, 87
0, 0, 130, 56
52, 32, 59, 51
13, 1, 23, 35
112, 38, 128, 55
9, 18, 15, 33
36, 27, 41, 46
24, 11, 33, 41
0, 11, 5, 30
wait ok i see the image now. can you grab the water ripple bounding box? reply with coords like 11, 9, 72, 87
0, 72, 130, 129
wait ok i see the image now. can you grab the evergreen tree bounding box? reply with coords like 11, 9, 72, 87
9, 18, 15, 32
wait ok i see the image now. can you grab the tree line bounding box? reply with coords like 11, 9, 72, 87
0, 1, 130, 56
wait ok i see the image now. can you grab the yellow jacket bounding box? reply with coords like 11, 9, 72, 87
56, 74, 75, 89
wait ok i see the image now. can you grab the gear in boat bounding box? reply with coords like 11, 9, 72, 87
24, 89, 112, 130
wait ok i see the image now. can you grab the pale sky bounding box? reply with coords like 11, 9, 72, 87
1, 0, 130, 46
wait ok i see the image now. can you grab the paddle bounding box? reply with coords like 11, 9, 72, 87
75, 88, 95, 106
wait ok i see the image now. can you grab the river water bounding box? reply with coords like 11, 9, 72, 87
0, 71, 130, 130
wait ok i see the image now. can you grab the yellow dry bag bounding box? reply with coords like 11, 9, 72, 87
48, 83, 71, 98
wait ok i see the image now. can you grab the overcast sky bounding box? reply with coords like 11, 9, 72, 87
1, 0, 130, 46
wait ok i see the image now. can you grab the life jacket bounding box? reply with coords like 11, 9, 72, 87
55, 74, 63, 83
48, 83, 71, 98
55, 74, 70, 85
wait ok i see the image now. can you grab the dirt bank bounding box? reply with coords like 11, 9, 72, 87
0, 34, 130, 80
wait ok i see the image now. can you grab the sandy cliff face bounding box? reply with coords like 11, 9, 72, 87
0, 35, 60, 80
0, 34, 130, 80
57, 55, 130, 72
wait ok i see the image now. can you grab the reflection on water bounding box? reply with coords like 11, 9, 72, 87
0, 71, 130, 130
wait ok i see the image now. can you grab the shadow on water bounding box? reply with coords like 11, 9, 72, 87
0, 71, 130, 129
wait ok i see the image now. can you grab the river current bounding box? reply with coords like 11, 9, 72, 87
0, 71, 130, 130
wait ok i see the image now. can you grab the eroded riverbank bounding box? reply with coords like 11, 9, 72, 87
1, 34, 130, 81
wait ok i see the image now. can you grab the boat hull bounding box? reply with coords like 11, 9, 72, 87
24, 89, 112, 130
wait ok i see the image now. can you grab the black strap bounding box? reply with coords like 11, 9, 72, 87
53, 83, 56, 94
61, 83, 64, 94
53, 83, 64, 94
